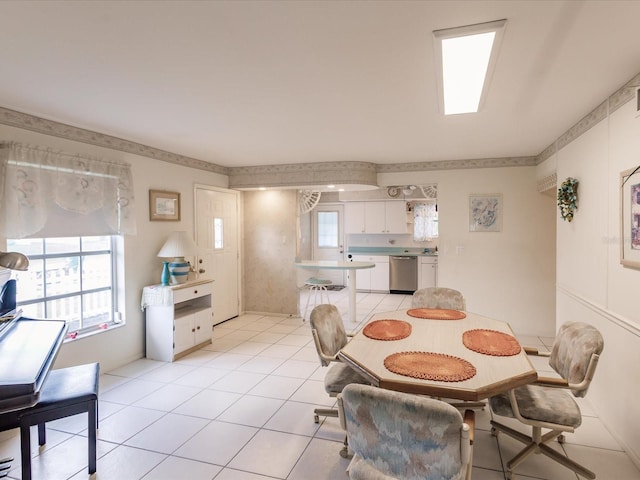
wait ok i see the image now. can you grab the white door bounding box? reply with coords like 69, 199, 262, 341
195, 186, 240, 324
312, 204, 345, 286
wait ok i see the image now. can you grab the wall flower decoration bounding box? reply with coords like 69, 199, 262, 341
558, 177, 578, 222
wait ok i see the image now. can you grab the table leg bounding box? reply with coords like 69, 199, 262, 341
347, 270, 357, 324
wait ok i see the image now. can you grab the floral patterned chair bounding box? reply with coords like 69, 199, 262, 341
411, 287, 466, 310
489, 321, 604, 479
309, 304, 370, 455
339, 384, 475, 480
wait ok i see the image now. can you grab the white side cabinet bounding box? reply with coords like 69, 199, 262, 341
418, 256, 438, 289
143, 279, 214, 362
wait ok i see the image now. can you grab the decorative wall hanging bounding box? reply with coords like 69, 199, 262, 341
557, 177, 578, 222
149, 190, 180, 221
298, 190, 321, 214
469, 194, 502, 232
620, 167, 640, 268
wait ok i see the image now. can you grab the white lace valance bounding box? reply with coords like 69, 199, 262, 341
0, 141, 136, 238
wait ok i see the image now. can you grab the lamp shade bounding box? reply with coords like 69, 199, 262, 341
157, 231, 197, 285
0, 252, 29, 271
157, 231, 197, 258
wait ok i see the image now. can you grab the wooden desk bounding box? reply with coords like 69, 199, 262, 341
294, 260, 374, 324
338, 309, 537, 401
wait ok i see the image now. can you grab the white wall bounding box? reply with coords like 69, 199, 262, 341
554, 98, 640, 465
242, 190, 298, 315
379, 166, 557, 337
0, 124, 228, 372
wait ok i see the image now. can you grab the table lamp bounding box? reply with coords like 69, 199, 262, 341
157, 231, 197, 285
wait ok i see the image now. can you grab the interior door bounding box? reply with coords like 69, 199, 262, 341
312, 204, 345, 286
195, 186, 240, 324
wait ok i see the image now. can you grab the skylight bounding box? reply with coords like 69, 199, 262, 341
433, 20, 506, 115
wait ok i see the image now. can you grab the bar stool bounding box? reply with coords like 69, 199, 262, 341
302, 277, 333, 320
0, 363, 99, 480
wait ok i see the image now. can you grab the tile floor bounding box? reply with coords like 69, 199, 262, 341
0, 289, 639, 479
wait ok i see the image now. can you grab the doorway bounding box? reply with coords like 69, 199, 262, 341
311, 204, 345, 286
194, 185, 240, 324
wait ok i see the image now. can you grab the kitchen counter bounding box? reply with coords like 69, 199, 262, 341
347, 247, 437, 257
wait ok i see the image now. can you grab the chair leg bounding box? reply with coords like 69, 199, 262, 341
37, 423, 46, 446
491, 420, 595, 479
19, 425, 31, 480
313, 407, 339, 423
88, 400, 97, 474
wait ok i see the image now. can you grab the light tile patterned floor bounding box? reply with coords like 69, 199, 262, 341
0, 290, 638, 479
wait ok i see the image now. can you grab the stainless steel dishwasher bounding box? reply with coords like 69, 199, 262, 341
389, 256, 418, 294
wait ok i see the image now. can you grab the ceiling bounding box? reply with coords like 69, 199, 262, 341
1, 0, 640, 169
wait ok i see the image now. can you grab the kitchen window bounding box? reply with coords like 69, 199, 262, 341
414, 203, 438, 241
317, 211, 339, 248
7, 235, 121, 339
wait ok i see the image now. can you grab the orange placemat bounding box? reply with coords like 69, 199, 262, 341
406, 308, 467, 320
384, 351, 476, 382
363, 319, 412, 341
463, 329, 522, 356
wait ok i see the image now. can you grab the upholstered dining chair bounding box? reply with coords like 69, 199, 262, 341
489, 321, 604, 479
411, 287, 466, 310
339, 383, 475, 480
309, 304, 370, 421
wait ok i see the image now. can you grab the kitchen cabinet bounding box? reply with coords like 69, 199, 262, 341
344, 202, 366, 234
345, 201, 407, 234
144, 279, 213, 362
418, 256, 438, 289
352, 255, 389, 292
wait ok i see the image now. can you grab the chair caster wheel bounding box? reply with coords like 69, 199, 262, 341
339, 447, 349, 458
314, 415, 319, 424
557, 434, 566, 444
491, 427, 499, 436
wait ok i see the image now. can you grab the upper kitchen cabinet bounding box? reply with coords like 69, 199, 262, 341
345, 201, 407, 234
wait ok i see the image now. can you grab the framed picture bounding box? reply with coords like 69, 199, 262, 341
469, 194, 502, 232
620, 167, 640, 268
149, 190, 180, 221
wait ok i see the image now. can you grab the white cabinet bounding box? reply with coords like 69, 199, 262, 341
381, 201, 407, 234
352, 255, 389, 292
418, 257, 438, 289
345, 201, 407, 234
344, 202, 366, 234
144, 279, 213, 362
364, 202, 386, 233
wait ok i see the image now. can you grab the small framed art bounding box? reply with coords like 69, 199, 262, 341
620, 167, 640, 268
149, 190, 180, 221
469, 194, 502, 232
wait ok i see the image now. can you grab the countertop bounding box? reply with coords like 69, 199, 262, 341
347, 247, 438, 257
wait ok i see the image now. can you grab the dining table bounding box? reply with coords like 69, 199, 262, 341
294, 259, 374, 324
338, 308, 537, 402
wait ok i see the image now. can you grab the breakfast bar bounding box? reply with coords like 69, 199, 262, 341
294, 260, 375, 324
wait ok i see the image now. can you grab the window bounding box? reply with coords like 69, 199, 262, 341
317, 211, 339, 248
433, 19, 507, 115
413, 203, 438, 241
214, 218, 224, 249
8, 235, 120, 338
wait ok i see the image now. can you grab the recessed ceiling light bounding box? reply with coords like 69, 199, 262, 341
327, 185, 336, 189
259, 187, 266, 191
433, 19, 506, 115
